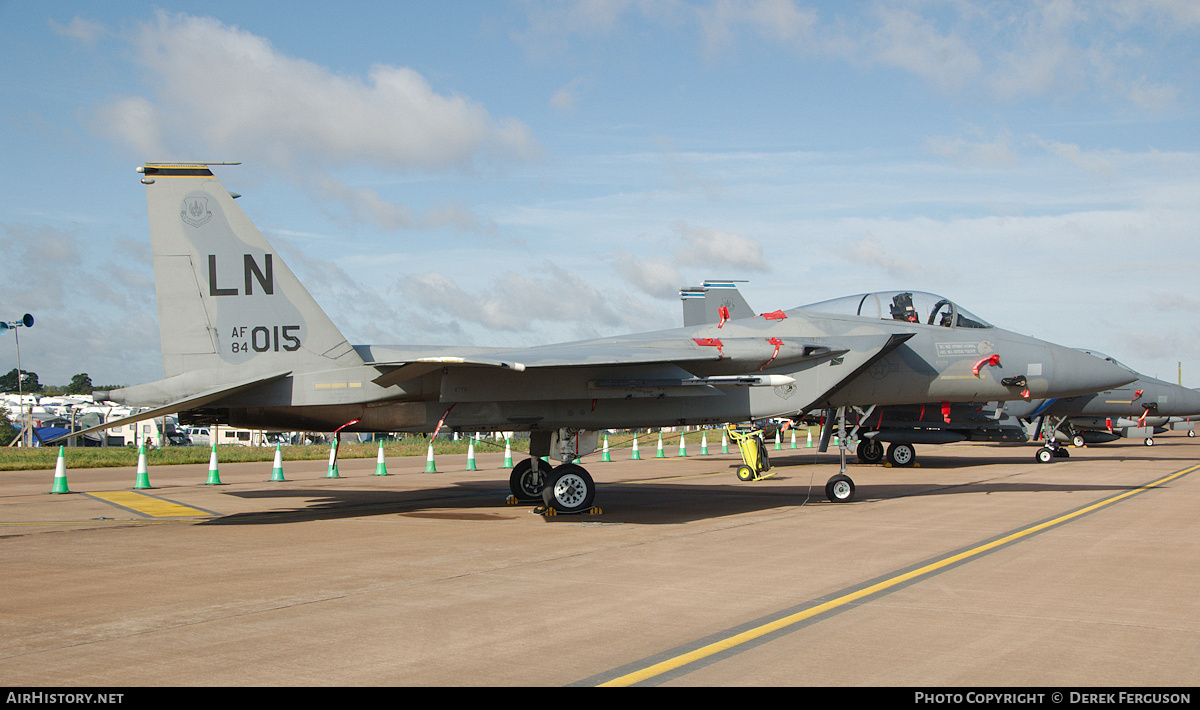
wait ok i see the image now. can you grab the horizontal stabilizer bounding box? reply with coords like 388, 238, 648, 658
46, 372, 290, 444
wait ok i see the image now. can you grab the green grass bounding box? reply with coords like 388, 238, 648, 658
0, 437, 508, 471
0, 428, 812, 471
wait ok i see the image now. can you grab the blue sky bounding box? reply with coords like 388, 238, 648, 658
2, 1, 1198, 388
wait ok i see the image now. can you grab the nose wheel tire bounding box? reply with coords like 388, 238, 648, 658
1035, 447, 1054, 464
542, 464, 596, 514
825, 474, 855, 503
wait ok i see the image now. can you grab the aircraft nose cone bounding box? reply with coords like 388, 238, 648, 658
1169, 386, 1200, 415
1047, 346, 1138, 398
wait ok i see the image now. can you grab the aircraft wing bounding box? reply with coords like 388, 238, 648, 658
46, 372, 291, 444
368, 336, 847, 388
806, 332, 917, 409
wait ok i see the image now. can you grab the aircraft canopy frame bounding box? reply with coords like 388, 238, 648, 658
798, 291, 992, 329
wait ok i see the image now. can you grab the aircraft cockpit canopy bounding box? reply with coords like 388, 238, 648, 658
799, 291, 993, 329
1075, 350, 1137, 374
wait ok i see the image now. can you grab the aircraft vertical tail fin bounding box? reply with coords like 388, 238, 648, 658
140, 163, 362, 379
680, 280, 754, 327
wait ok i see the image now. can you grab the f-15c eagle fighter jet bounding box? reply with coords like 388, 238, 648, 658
69, 164, 1135, 512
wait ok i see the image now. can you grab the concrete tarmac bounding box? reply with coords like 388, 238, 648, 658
2, 434, 1198, 687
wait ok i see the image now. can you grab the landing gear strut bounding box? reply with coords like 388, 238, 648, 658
508, 429, 603, 515
508, 458, 546, 503
856, 439, 884, 464
509, 457, 600, 514
1034, 416, 1069, 463
820, 407, 857, 503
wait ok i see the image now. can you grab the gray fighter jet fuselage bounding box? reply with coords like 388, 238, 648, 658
676, 283, 1162, 467
68, 164, 1136, 511
1005, 354, 1200, 447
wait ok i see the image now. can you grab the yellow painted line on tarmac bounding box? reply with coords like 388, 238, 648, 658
0, 519, 188, 527
595, 463, 1200, 687
86, 491, 216, 518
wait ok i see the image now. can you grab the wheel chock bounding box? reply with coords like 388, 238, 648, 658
532, 505, 603, 517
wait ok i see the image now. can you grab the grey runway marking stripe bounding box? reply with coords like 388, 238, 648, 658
578, 463, 1200, 687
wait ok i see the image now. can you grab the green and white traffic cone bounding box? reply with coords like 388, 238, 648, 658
678, 434, 687, 457
205, 445, 223, 485
774, 429, 782, 450
326, 439, 340, 478
270, 444, 286, 481
790, 429, 797, 449
656, 433, 665, 458
466, 438, 477, 471
631, 434, 641, 460
502, 438, 513, 468
50, 446, 70, 494
374, 441, 389, 476
722, 431, 729, 454
134, 444, 152, 489
601, 434, 612, 462
424, 442, 437, 473
700, 433, 709, 456
806, 429, 814, 448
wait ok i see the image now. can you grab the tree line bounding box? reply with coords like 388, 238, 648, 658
0, 370, 123, 396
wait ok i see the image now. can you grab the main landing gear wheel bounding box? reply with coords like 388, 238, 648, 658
856, 439, 884, 464
1144, 437, 1155, 446
1071, 434, 1086, 448
886, 442, 916, 467
542, 464, 596, 514
825, 474, 855, 503
1035, 447, 1055, 464
508, 458, 545, 502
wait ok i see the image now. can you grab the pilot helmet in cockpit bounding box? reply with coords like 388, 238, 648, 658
890, 292, 918, 322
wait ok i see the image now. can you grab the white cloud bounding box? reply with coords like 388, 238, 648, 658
866, 6, 982, 93
697, 0, 818, 56
550, 78, 584, 111
90, 11, 538, 230
1035, 137, 1116, 177
926, 130, 1021, 168
842, 232, 933, 281
48, 16, 107, 46
1123, 78, 1178, 111
0, 223, 161, 385
613, 251, 685, 299
302, 173, 495, 233
398, 266, 651, 339
671, 220, 767, 272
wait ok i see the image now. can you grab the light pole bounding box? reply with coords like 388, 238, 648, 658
1, 314, 35, 447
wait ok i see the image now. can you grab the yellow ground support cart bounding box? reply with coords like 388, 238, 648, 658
725, 423, 777, 481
